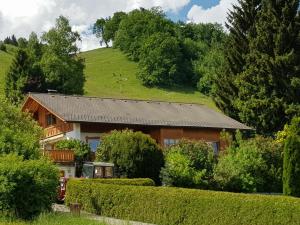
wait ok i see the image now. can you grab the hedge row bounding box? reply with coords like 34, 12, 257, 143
66, 181, 300, 225
68, 178, 155, 187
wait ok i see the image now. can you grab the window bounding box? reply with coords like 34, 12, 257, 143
207, 141, 220, 155
87, 138, 101, 152
46, 114, 56, 126
164, 139, 179, 147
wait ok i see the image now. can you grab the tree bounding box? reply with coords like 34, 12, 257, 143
96, 129, 164, 183
5, 33, 45, 105
212, 0, 262, 119
114, 7, 175, 61
283, 117, 300, 197
104, 12, 127, 42
93, 18, 108, 47
41, 16, 85, 95
0, 98, 42, 159
137, 32, 183, 86
234, 0, 300, 135
160, 139, 215, 188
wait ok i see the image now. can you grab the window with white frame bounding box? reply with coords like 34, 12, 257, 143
163, 139, 179, 147
207, 141, 220, 155
87, 137, 101, 152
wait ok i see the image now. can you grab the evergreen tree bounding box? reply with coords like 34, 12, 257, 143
283, 117, 300, 197
235, 0, 300, 134
212, 0, 262, 119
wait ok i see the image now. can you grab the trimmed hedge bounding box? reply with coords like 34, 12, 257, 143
68, 178, 155, 186
66, 181, 300, 225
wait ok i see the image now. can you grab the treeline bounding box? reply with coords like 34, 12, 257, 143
94, 1, 300, 136
93, 8, 225, 93
3, 16, 85, 104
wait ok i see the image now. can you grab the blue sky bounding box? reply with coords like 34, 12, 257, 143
167, 0, 220, 22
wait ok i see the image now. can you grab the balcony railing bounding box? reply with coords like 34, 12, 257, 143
44, 123, 73, 138
43, 150, 75, 163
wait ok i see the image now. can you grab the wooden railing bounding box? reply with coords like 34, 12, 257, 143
44, 123, 73, 138
43, 150, 74, 163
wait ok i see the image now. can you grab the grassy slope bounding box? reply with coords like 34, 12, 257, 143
82, 48, 215, 108
0, 47, 214, 108
0, 49, 13, 96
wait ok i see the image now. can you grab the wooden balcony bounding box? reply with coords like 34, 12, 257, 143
43, 150, 75, 163
44, 123, 73, 138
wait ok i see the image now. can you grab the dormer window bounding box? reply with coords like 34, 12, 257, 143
46, 114, 56, 126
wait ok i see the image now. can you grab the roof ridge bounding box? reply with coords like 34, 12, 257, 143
28, 92, 206, 106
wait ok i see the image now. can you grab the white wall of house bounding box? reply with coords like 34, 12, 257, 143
65, 123, 81, 140
58, 165, 76, 178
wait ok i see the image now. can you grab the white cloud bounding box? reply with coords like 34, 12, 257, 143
0, 0, 190, 51
187, 0, 238, 26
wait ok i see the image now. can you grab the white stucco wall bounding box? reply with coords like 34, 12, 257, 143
65, 123, 81, 140
58, 165, 76, 178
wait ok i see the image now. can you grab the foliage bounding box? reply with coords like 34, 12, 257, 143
56, 139, 90, 177
137, 32, 182, 86
214, 135, 283, 193
160, 139, 215, 188
0, 154, 59, 220
0, 42, 6, 52
0, 98, 42, 159
66, 181, 300, 225
41, 16, 85, 95
96, 129, 163, 183
4, 35, 18, 46
93, 18, 108, 47
5, 35, 45, 105
283, 117, 300, 197
114, 7, 175, 61
69, 178, 155, 187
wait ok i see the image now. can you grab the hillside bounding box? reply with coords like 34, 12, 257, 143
82, 48, 215, 108
0, 47, 215, 108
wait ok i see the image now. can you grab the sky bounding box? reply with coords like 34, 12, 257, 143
0, 0, 237, 51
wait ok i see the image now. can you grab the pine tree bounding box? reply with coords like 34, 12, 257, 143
283, 117, 300, 197
213, 0, 262, 119
235, 0, 300, 135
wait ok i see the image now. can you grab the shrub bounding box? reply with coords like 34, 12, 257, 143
0, 42, 6, 52
68, 178, 155, 187
283, 117, 300, 197
160, 139, 215, 188
0, 98, 42, 159
0, 154, 59, 220
96, 129, 163, 183
66, 181, 300, 225
214, 135, 283, 193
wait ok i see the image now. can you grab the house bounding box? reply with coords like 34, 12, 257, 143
22, 93, 251, 177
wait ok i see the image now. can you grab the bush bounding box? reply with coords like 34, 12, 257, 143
214, 135, 283, 193
0, 42, 6, 52
283, 117, 300, 197
0, 154, 59, 220
66, 181, 300, 225
160, 139, 215, 188
68, 178, 155, 187
0, 98, 42, 160
96, 129, 163, 183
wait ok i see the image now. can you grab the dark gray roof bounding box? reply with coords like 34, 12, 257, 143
27, 93, 252, 130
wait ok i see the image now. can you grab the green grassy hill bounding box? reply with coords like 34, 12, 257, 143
0, 47, 215, 108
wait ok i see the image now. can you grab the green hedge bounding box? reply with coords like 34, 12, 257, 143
68, 178, 155, 187
66, 181, 300, 225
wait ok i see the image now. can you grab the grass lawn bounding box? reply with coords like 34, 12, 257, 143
0, 212, 106, 225
0, 49, 13, 97
81, 48, 215, 108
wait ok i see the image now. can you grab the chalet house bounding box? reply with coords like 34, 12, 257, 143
22, 93, 251, 178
